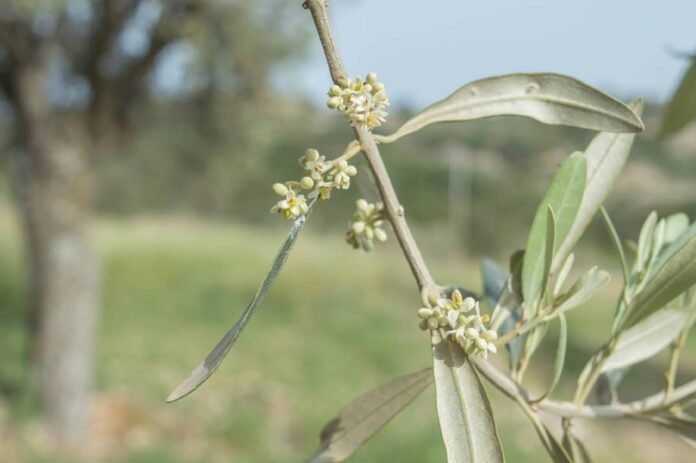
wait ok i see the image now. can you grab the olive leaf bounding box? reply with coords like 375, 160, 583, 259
660, 58, 696, 137
515, 398, 572, 463
552, 99, 643, 274
602, 307, 691, 372
562, 430, 593, 463
522, 152, 586, 313
623, 230, 696, 328
531, 314, 567, 403
554, 267, 610, 314
488, 252, 525, 371
600, 207, 629, 284
481, 258, 508, 311
166, 208, 312, 402
431, 331, 505, 463
307, 369, 433, 463
378, 73, 643, 143
634, 211, 658, 275
636, 413, 696, 448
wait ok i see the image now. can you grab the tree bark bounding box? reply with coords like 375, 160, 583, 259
11, 62, 98, 446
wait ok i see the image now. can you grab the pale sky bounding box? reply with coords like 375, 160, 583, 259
286, 0, 696, 107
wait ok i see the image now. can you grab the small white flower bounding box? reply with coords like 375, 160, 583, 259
271, 189, 308, 220
346, 199, 388, 251
331, 160, 358, 190
300, 149, 329, 181
327, 73, 390, 131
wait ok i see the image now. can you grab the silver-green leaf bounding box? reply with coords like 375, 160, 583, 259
307, 369, 433, 463
554, 267, 610, 314
522, 152, 586, 311
432, 331, 505, 463
660, 58, 696, 137
379, 73, 643, 143
552, 99, 643, 273
166, 208, 312, 402
624, 231, 696, 328
532, 314, 567, 402
602, 307, 690, 372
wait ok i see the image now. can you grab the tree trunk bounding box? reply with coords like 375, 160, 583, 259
11, 63, 98, 446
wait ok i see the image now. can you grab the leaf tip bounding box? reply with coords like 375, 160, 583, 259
165, 364, 209, 403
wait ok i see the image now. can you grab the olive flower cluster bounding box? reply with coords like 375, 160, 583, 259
327, 72, 389, 131
271, 148, 358, 220
346, 199, 388, 251
418, 290, 498, 359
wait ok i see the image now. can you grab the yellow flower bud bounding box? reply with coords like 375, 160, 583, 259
272, 183, 289, 196
374, 228, 388, 242
417, 307, 434, 319
327, 96, 342, 109
328, 84, 342, 97
305, 148, 320, 161
300, 177, 314, 189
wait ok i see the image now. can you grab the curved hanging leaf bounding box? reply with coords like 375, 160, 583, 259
166, 210, 312, 402
660, 59, 696, 137
380, 73, 643, 143
431, 331, 505, 463
307, 369, 433, 463
552, 100, 643, 273
624, 232, 696, 328
522, 152, 586, 312
602, 307, 690, 372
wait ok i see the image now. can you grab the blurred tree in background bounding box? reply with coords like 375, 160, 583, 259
0, 0, 307, 445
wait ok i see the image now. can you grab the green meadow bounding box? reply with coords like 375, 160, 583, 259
0, 206, 693, 462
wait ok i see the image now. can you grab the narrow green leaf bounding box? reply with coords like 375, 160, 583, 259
532, 314, 567, 402
514, 398, 572, 463
554, 267, 610, 314
602, 308, 690, 372
491, 251, 525, 371
431, 331, 505, 463
624, 232, 696, 327
652, 218, 695, 273
166, 209, 312, 402
523, 152, 587, 312
562, 430, 593, 463
664, 213, 690, 244
542, 206, 557, 300
481, 258, 508, 310
552, 99, 643, 273
509, 249, 525, 305
380, 73, 643, 143
634, 211, 657, 274
600, 207, 629, 284
660, 59, 696, 137
553, 253, 575, 297
637, 413, 696, 448
307, 369, 433, 463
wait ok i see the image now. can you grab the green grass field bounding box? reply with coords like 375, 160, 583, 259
0, 207, 694, 462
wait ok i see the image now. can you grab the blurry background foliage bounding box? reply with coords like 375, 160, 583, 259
0, 0, 695, 462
